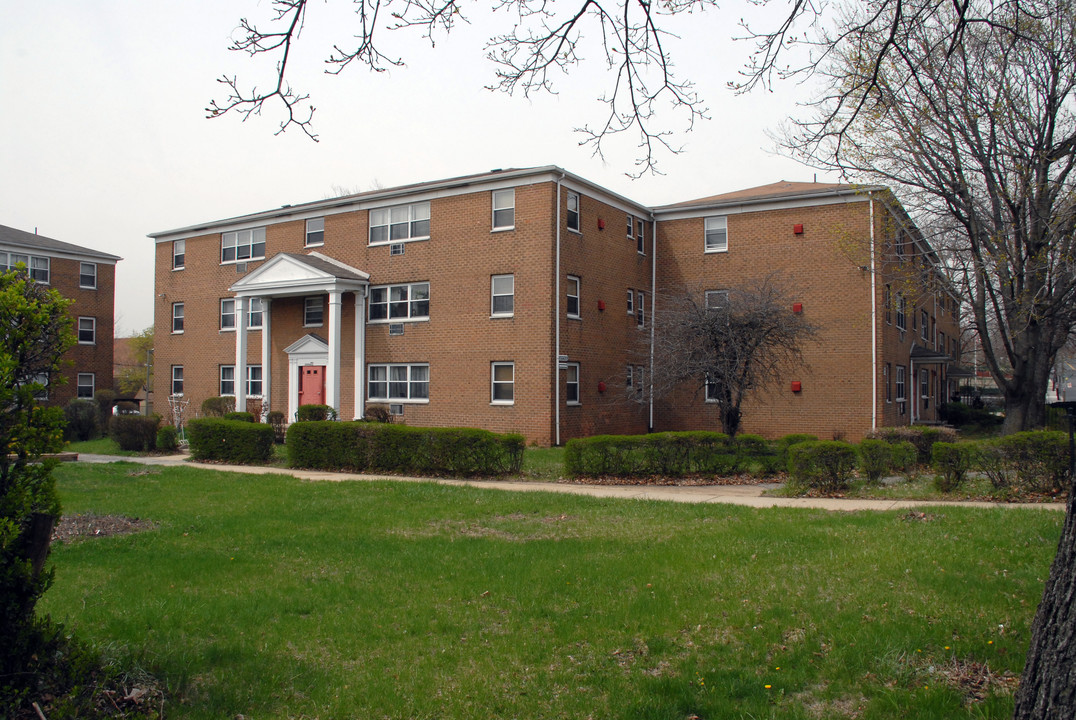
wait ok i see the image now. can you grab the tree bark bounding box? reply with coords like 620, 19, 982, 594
1012, 474, 1076, 719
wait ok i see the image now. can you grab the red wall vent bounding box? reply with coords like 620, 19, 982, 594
793, 223, 804, 235
792, 302, 803, 313
597, 381, 607, 393
597, 299, 606, 311
598, 218, 606, 230
791, 381, 803, 392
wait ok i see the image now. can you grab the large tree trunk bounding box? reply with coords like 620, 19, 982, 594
1001, 338, 1054, 434
1012, 472, 1076, 719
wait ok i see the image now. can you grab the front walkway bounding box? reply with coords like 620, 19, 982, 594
76, 454, 1066, 512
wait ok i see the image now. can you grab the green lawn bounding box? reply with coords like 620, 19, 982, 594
42, 462, 1060, 719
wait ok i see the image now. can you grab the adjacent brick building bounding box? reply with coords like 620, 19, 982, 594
1, 224, 120, 407
149, 167, 960, 445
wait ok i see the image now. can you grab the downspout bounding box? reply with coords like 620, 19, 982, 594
649, 215, 657, 433
555, 174, 564, 446
870, 195, 878, 431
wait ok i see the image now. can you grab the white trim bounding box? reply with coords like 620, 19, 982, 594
491, 274, 514, 317
491, 361, 515, 405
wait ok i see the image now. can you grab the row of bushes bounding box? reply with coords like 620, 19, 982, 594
187, 418, 276, 464
786, 431, 1070, 495
287, 421, 524, 476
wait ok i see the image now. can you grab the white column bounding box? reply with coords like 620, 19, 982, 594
260, 298, 271, 420
235, 296, 248, 413
327, 290, 342, 413
354, 290, 366, 419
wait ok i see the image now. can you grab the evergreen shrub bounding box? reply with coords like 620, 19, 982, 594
108, 415, 160, 452
187, 418, 274, 464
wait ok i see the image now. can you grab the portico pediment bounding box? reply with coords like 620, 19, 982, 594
284, 333, 329, 356
230, 252, 369, 298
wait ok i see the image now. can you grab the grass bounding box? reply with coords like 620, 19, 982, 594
520, 445, 567, 481
42, 461, 1061, 719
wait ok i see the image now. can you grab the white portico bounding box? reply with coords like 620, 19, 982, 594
228, 252, 369, 420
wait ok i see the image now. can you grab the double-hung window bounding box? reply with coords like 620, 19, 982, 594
637, 219, 645, 254
921, 310, 930, 342
221, 227, 266, 263
77, 373, 95, 399
369, 202, 430, 244
626, 364, 634, 389
706, 376, 720, 402
171, 366, 184, 396
79, 262, 97, 289
305, 217, 325, 247
220, 365, 235, 396
247, 365, 263, 397
627, 215, 634, 239
635, 365, 645, 395
172, 303, 184, 333
636, 291, 645, 328
77, 317, 96, 344
173, 239, 185, 269
895, 365, 906, 401
626, 289, 634, 315
368, 282, 430, 322
705, 290, 729, 312
566, 363, 580, 405
566, 276, 580, 319
884, 363, 892, 402
896, 295, 907, 331
491, 275, 514, 317
884, 285, 892, 325
29, 256, 49, 283
247, 298, 263, 329
566, 192, 580, 232
304, 297, 324, 326
492, 189, 515, 230
0, 253, 47, 282
491, 362, 514, 404
368, 363, 429, 402
705, 216, 728, 253
220, 298, 237, 331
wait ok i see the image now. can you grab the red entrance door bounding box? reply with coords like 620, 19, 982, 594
299, 366, 325, 407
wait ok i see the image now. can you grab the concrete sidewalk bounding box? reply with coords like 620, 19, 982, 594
76, 453, 1066, 512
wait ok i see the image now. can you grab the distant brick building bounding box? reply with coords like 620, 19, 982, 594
149, 167, 960, 444
1, 224, 120, 407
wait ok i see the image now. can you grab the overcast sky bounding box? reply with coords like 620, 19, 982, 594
1, 1, 831, 336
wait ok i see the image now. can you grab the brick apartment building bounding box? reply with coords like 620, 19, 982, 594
1, 224, 120, 406
149, 167, 960, 445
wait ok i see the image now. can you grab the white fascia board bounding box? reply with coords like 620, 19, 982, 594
0, 242, 122, 265
654, 191, 873, 222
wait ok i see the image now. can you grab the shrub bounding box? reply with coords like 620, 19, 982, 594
63, 399, 98, 441
857, 439, 893, 485
93, 389, 116, 429
201, 396, 235, 417
866, 426, 958, 465
363, 404, 393, 423
225, 411, 256, 422
564, 432, 735, 477
156, 425, 179, 452
187, 418, 275, 464
931, 442, 975, 492
889, 441, 919, 475
286, 422, 524, 476
976, 438, 1013, 491
109, 414, 160, 452
731, 434, 776, 474
986, 431, 1071, 495
296, 404, 338, 422
941, 402, 1003, 430
788, 440, 857, 493
266, 411, 287, 444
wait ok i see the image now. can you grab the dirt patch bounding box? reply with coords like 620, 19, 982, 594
559, 473, 780, 487
52, 513, 155, 543
932, 658, 1019, 703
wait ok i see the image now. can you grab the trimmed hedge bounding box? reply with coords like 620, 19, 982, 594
201, 396, 235, 417
978, 431, 1071, 495
224, 411, 256, 423
564, 432, 777, 478
857, 439, 893, 484
931, 442, 975, 492
286, 422, 524, 476
156, 425, 180, 452
187, 418, 275, 464
63, 399, 98, 441
787, 440, 857, 492
866, 426, 959, 465
296, 404, 337, 422
109, 415, 160, 452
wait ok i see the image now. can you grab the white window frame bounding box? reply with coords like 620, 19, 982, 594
566, 275, 580, 319
172, 302, 184, 334
221, 227, 266, 264
491, 274, 514, 317
491, 362, 515, 405
29, 256, 49, 283
921, 310, 930, 342
304, 296, 324, 327
220, 365, 236, 396
247, 298, 263, 329
627, 215, 634, 238
220, 298, 237, 331
367, 363, 430, 403
705, 216, 728, 253
637, 219, 645, 255
171, 366, 184, 396
636, 291, 645, 328
920, 368, 931, 399
626, 364, 634, 389
565, 362, 581, 405
79, 262, 97, 289
77, 316, 96, 345
369, 202, 431, 245
705, 376, 720, 402
77, 373, 95, 399
884, 284, 892, 325
368, 282, 430, 322
246, 365, 263, 397
626, 289, 634, 315
566, 191, 580, 232
895, 365, 906, 402
705, 290, 729, 311
305, 217, 325, 247
492, 189, 515, 230
884, 363, 892, 403
173, 239, 185, 270
896, 294, 907, 331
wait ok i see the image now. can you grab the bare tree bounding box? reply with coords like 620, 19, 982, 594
647, 276, 817, 437
777, 0, 1076, 434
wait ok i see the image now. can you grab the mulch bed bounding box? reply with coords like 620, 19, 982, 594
556, 473, 781, 487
